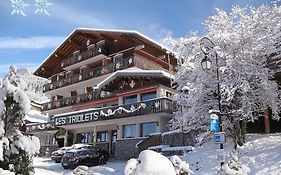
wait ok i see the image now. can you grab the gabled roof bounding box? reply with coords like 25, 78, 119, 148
94, 67, 174, 90
34, 28, 176, 78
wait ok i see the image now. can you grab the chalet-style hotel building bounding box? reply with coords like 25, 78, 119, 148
32, 28, 177, 159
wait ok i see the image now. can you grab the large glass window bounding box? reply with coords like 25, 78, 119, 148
123, 124, 136, 138
141, 122, 157, 137
141, 91, 156, 101
96, 131, 108, 142
123, 95, 137, 104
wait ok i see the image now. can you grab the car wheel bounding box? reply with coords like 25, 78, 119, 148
55, 160, 60, 163
99, 155, 106, 165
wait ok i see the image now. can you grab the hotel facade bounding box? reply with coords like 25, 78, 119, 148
31, 28, 177, 159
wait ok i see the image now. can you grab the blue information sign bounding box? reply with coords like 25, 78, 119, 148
210, 113, 221, 132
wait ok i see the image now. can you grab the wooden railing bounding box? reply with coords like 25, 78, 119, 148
25, 122, 57, 133
61, 42, 107, 68
42, 90, 116, 111
43, 56, 134, 92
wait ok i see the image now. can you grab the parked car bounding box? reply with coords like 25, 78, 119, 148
61, 148, 109, 169
70, 143, 93, 150
51, 147, 71, 163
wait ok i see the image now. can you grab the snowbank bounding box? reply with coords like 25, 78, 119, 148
0, 168, 15, 175
124, 150, 176, 175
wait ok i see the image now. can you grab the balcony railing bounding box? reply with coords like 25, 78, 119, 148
25, 122, 57, 133
42, 90, 116, 111
53, 98, 174, 126
61, 42, 107, 68
43, 56, 134, 92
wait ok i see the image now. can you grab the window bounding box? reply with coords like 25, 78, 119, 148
123, 124, 136, 138
85, 86, 93, 93
111, 130, 117, 143
48, 136, 57, 145
141, 91, 156, 101
123, 95, 137, 105
70, 91, 77, 96
81, 132, 90, 143
97, 131, 108, 142
141, 122, 157, 137
166, 91, 173, 98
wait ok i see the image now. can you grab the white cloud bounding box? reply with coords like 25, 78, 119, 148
50, 3, 116, 28
146, 23, 173, 47
0, 36, 65, 49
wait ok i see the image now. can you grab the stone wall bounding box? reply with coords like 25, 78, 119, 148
162, 128, 205, 147
115, 138, 145, 160
96, 142, 109, 152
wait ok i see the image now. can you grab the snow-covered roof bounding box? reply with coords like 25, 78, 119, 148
25, 110, 48, 123
94, 67, 174, 90
35, 28, 175, 76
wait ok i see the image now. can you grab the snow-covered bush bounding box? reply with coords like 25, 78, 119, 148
170, 155, 193, 175
218, 153, 250, 175
0, 66, 42, 175
124, 150, 176, 175
73, 166, 89, 175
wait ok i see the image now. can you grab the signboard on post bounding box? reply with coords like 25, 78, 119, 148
213, 132, 226, 144
209, 110, 221, 132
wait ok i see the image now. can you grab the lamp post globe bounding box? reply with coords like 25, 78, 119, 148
201, 55, 212, 70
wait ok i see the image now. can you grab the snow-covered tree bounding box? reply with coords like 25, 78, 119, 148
168, 5, 281, 147
0, 66, 41, 175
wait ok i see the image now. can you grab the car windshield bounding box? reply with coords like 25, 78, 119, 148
63, 152, 74, 157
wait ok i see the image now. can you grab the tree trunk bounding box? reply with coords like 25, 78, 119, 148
233, 119, 247, 149
240, 119, 247, 144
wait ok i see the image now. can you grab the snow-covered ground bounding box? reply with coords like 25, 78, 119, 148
183, 133, 281, 175
33, 157, 126, 175
33, 134, 281, 175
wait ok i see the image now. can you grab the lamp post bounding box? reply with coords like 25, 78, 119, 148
200, 37, 224, 167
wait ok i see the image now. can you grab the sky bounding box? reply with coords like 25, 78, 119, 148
0, 0, 278, 78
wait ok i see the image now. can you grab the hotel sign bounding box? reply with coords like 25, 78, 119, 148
54, 103, 147, 126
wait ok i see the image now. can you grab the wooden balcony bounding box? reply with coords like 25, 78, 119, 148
53, 98, 174, 126
61, 42, 108, 70
42, 90, 116, 111
43, 56, 134, 92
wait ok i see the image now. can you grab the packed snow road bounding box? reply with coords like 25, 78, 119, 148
33, 157, 126, 175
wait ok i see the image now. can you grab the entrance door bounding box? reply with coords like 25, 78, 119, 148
110, 130, 117, 156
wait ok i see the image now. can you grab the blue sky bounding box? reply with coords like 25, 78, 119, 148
0, 0, 277, 78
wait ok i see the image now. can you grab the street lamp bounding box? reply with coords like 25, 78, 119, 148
200, 37, 224, 167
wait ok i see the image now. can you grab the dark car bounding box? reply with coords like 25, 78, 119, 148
51, 147, 71, 163
61, 148, 109, 169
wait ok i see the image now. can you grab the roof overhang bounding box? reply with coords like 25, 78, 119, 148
94, 67, 174, 90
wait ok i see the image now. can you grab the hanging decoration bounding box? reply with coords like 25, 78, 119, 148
26, 122, 55, 132
129, 80, 135, 88
115, 62, 121, 70
100, 103, 146, 117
